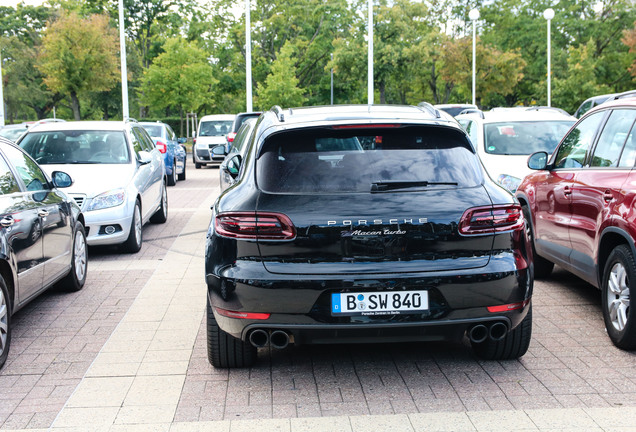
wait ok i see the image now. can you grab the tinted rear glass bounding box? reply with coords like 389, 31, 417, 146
257, 126, 482, 193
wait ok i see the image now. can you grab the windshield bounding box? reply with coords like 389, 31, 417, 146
484, 121, 574, 155
199, 120, 233, 137
19, 130, 130, 164
141, 125, 162, 138
257, 126, 482, 193
0, 126, 28, 141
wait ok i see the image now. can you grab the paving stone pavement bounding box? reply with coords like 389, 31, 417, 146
1, 159, 635, 431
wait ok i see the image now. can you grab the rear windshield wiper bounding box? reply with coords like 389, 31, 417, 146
371, 180, 458, 192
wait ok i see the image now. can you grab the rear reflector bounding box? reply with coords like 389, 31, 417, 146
215, 211, 296, 240
215, 307, 270, 320
487, 299, 529, 313
459, 205, 523, 235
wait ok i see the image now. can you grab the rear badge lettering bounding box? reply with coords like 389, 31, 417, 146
328, 218, 427, 226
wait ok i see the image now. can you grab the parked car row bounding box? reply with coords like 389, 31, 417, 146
0, 136, 88, 369
0, 118, 174, 369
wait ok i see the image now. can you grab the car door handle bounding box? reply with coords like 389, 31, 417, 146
38, 209, 49, 217
603, 190, 613, 202
0, 216, 14, 228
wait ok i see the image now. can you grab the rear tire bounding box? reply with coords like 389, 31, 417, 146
472, 305, 532, 360
602, 245, 636, 350
57, 222, 88, 292
522, 205, 554, 278
206, 300, 256, 368
177, 162, 186, 181
167, 163, 177, 186
0, 275, 12, 369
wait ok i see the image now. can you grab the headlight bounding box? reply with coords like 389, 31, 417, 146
195, 143, 209, 150
86, 189, 126, 211
497, 174, 522, 193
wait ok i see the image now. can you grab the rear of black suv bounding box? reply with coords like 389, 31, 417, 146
205, 105, 533, 367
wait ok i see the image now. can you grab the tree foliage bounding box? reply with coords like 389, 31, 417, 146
1, 0, 634, 123
37, 11, 119, 120
139, 37, 217, 119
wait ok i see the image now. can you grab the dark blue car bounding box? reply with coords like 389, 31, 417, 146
140, 122, 187, 186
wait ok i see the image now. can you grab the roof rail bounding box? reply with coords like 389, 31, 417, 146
524, 106, 570, 116
608, 90, 636, 101
271, 106, 285, 122
416, 102, 441, 118
125, 117, 138, 123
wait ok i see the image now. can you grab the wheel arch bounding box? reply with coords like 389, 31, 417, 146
0, 259, 16, 313
598, 227, 636, 288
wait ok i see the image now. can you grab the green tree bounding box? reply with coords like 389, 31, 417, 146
552, 41, 612, 113
255, 42, 306, 109
37, 12, 119, 120
139, 37, 217, 132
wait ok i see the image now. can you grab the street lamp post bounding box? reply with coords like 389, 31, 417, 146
368, 0, 373, 105
330, 53, 334, 105
246, 0, 253, 112
544, 8, 554, 107
0, 53, 4, 127
469, 8, 480, 106
118, 0, 129, 120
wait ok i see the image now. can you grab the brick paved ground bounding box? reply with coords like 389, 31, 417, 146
175, 269, 636, 422
2, 159, 636, 430
0, 160, 214, 429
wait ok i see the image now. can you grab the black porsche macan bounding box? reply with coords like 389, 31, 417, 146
205, 104, 534, 368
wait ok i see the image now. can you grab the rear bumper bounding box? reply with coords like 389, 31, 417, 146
206, 255, 532, 344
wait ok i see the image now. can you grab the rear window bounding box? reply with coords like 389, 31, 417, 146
484, 121, 574, 155
141, 125, 162, 137
257, 126, 482, 193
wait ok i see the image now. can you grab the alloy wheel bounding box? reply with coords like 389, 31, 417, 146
0, 287, 7, 356
607, 261, 631, 331
74, 230, 87, 282
134, 205, 142, 246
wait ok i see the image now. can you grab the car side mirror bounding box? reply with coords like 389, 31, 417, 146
177, 138, 187, 144
138, 150, 152, 165
528, 152, 548, 170
51, 171, 73, 188
224, 154, 242, 178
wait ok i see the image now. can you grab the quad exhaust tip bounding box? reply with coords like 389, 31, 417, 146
248, 329, 290, 349
468, 322, 508, 343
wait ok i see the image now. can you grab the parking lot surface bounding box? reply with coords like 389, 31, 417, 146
1, 159, 635, 431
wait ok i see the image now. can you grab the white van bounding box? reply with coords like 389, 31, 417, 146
193, 114, 235, 168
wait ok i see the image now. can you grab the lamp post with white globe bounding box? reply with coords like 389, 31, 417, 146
469, 8, 480, 106
544, 8, 555, 107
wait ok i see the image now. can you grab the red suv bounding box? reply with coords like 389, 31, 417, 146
516, 97, 636, 350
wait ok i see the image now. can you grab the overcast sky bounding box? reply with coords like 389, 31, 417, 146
0, 0, 47, 6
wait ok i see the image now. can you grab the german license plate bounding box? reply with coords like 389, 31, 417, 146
331, 290, 429, 316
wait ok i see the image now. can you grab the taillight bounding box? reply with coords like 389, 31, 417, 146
215, 212, 296, 240
155, 141, 167, 154
227, 132, 237, 143
459, 205, 523, 235
193, 137, 196, 144
332, 124, 401, 129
